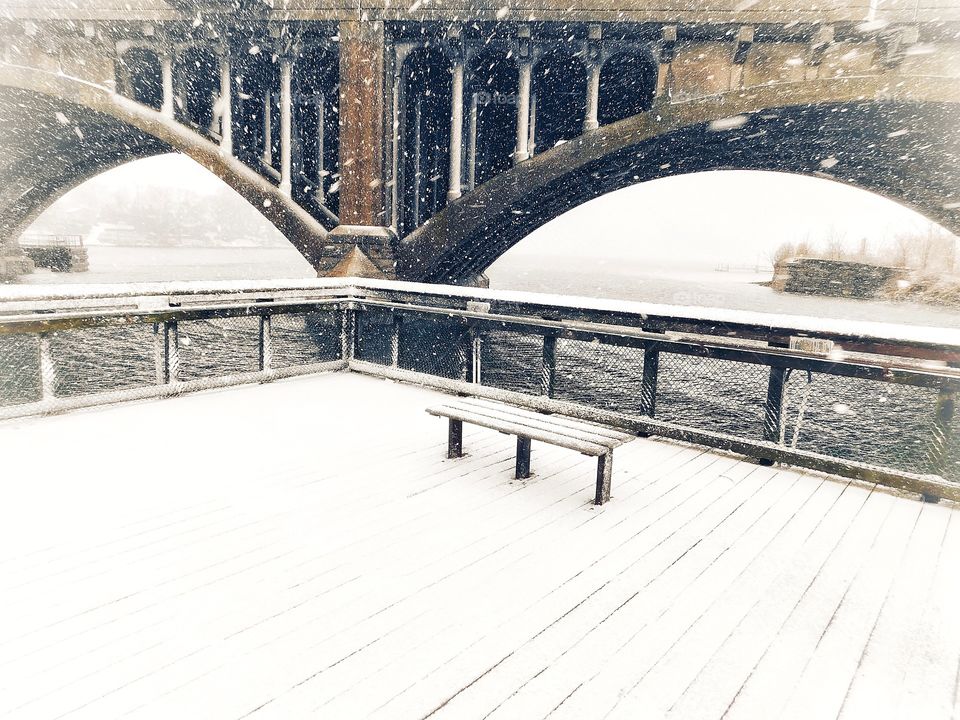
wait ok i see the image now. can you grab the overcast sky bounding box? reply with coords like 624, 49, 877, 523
75, 154, 954, 267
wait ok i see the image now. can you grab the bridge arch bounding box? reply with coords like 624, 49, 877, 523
398, 77, 960, 283
0, 63, 328, 265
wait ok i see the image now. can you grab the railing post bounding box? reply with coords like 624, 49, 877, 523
341, 305, 355, 363
541, 333, 557, 398
640, 346, 659, 417
463, 324, 480, 384
153, 322, 164, 385
38, 333, 56, 401
259, 314, 272, 372
164, 320, 179, 384
391, 311, 401, 367
762, 361, 789, 464
928, 377, 957, 478
761, 341, 790, 454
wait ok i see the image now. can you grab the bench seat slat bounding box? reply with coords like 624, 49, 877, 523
458, 398, 635, 443
427, 406, 611, 457
438, 401, 629, 449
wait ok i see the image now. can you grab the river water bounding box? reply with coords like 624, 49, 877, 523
4, 245, 958, 480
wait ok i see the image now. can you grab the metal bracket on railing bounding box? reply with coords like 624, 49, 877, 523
789, 336, 835, 355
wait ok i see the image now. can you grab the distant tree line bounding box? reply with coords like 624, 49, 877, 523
771, 227, 959, 276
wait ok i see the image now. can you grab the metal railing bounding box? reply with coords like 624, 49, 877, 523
1, 279, 958, 500
18, 234, 83, 248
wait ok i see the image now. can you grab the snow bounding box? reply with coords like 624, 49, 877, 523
0, 372, 956, 719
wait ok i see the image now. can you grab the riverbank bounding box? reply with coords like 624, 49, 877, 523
5, 246, 959, 329
487, 255, 960, 328
891, 274, 960, 308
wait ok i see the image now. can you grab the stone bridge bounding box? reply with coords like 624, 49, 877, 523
0, 0, 958, 282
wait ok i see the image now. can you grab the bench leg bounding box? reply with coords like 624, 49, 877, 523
516, 437, 531, 479
448, 419, 463, 459
595, 451, 613, 505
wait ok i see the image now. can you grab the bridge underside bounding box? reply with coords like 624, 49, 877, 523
0, 7, 958, 281
399, 98, 960, 284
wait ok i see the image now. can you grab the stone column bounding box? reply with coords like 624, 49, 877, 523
655, 25, 677, 103
729, 25, 754, 91
161, 53, 174, 119
262, 87, 272, 165
218, 53, 232, 155
447, 57, 464, 202
515, 60, 532, 164
584, 24, 602, 132
412, 95, 422, 228
584, 63, 601, 132
316, 92, 325, 204
279, 57, 293, 196
467, 91, 478, 191
528, 92, 537, 156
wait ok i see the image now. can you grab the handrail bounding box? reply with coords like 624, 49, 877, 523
2, 278, 958, 361
0, 279, 956, 500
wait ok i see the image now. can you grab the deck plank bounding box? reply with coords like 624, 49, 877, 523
0, 372, 956, 720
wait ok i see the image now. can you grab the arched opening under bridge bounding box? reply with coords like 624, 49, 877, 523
485, 169, 960, 327
17, 154, 315, 284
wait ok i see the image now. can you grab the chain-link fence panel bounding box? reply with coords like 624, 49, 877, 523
49, 324, 156, 398
781, 372, 940, 475
271, 311, 340, 368
399, 312, 466, 380
479, 328, 543, 395
0, 334, 41, 406
656, 353, 768, 438
553, 338, 646, 414
177, 316, 261, 381
355, 306, 393, 366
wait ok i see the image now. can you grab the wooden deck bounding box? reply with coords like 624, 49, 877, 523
0, 372, 958, 720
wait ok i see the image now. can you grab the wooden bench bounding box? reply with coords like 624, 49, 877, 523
426, 397, 635, 505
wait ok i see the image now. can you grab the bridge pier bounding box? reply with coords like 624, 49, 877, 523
320, 20, 396, 278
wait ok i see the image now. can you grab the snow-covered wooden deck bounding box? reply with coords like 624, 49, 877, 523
0, 372, 958, 720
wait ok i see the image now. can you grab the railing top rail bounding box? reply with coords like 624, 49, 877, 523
1, 277, 958, 361
18, 234, 83, 248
